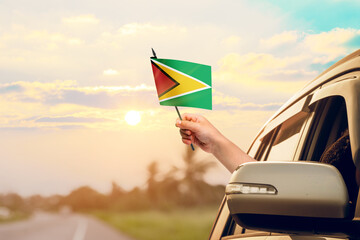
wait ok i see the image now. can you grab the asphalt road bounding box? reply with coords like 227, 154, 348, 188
0, 212, 134, 240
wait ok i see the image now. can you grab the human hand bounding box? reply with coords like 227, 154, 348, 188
176, 113, 256, 172
175, 113, 223, 154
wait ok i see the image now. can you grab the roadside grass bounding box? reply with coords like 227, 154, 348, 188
0, 212, 29, 224
92, 206, 219, 240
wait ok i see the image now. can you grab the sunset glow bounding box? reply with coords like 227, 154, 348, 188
125, 110, 141, 126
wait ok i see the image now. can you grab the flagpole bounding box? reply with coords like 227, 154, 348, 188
152, 48, 195, 151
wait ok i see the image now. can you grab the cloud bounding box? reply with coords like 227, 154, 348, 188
35, 116, 112, 123
303, 28, 360, 63
215, 52, 309, 85
0, 21, 196, 86
221, 36, 242, 49
213, 27, 360, 111
118, 23, 186, 36
0, 126, 40, 131
0, 81, 156, 108
215, 100, 282, 111
43, 86, 157, 109
0, 80, 162, 130
0, 83, 24, 94
0, 26, 84, 50
218, 53, 289, 73
213, 48, 317, 104
62, 14, 99, 24
0, 25, 88, 79
103, 69, 119, 76
0, 79, 288, 132
1, 10, 359, 133
260, 69, 317, 82
260, 31, 299, 49
213, 90, 283, 111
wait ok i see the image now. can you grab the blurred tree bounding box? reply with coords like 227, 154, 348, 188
119, 187, 151, 211
146, 161, 159, 203
110, 181, 125, 200
60, 186, 107, 211
26, 194, 45, 210
157, 166, 181, 208
180, 147, 216, 205
182, 147, 215, 183
1, 193, 24, 211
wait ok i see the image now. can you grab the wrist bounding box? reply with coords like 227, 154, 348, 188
211, 131, 229, 156
211, 133, 247, 173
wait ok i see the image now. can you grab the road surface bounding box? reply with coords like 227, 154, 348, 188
0, 212, 134, 240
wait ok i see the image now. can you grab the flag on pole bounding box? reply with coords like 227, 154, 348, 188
150, 58, 212, 110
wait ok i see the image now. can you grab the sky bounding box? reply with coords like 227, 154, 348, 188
1, 0, 360, 196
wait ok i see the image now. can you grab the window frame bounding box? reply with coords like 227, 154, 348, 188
307, 76, 360, 169
208, 197, 233, 240
299, 96, 348, 161
249, 95, 312, 163
264, 111, 309, 162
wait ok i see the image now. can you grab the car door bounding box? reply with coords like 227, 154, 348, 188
209, 96, 312, 240
209, 84, 360, 239
213, 95, 360, 240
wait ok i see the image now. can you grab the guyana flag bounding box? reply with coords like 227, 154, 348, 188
150, 57, 212, 110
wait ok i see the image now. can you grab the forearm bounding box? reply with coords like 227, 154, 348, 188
212, 134, 256, 173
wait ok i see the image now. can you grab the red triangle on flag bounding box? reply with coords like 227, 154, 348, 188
151, 61, 179, 97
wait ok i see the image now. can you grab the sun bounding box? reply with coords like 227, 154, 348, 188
125, 110, 141, 126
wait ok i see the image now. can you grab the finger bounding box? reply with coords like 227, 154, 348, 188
177, 119, 199, 132
176, 113, 200, 127
181, 134, 192, 143
180, 129, 192, 138
191, 134, 196, 144
181, 113, 199, 122
180, 130, 192, 140
182, 138, 192, 145
180, 129, 191, 136
180, 131, 190, 138
175, 119, 181, 127
182, 136, 192, 142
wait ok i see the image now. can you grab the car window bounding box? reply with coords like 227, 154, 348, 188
254, 129, 276, 161
252, 114, 308, 162
300, 96, 359, 208
301, 96, 348, 161
265, 112, 308, 161
248, 95, 310, 163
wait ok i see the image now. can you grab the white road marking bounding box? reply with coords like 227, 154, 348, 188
72, 219, 88, 240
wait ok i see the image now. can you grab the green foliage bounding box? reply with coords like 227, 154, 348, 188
93, 206, 218, 240
0, 193, 25, 211
141, 147, 222, 209
109, 187, 152, 212
0, 211, 29, 224
59, 186, 108, 211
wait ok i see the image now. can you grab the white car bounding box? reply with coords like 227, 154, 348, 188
209, 50, 360, 240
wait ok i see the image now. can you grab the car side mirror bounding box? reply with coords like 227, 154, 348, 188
226, 161, 354, 235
